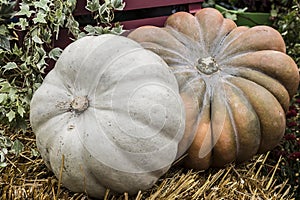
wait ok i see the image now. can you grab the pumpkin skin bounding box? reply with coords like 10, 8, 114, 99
128, 8, 299, 170
30, 34, 185, 198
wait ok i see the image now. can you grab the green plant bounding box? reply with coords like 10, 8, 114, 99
0, 1, 16, 51
0, 129, 24, 167
203, 0, 278, 24
268, 95, 300, 198
84, 0, 124, 35
218, 0, 274, 12
0, 0, 124, 130
264, 1, 300, 198
272, 0, 300, 66
0, 0, 125, 168
0, 0, 78, 131
215, 5, 248, 21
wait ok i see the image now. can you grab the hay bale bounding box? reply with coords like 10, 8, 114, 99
0, 126, 294, 199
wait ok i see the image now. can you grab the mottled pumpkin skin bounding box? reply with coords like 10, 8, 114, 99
128, 8, 299, 170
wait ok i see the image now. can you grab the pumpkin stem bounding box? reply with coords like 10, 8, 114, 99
196, 56, 219, 75
70, 96, 89, 113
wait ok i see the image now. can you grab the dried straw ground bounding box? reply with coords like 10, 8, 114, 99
0, 128, 294, 200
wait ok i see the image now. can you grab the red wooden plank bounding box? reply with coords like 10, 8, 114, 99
188, 3, 202, 13
74, 0, 204, 15
120, 3, 202, 30
121, 16, 168, 30
123, 0, 204, 10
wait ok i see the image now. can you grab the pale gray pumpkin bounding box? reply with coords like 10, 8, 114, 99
30, 34, 185, 198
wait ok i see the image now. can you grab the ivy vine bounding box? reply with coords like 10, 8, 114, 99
0, 0, 124, 167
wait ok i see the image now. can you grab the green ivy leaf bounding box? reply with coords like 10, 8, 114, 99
33, 12, 47, 24
0, 0, 9, 4
66, 0, 77, 11
111, 0, 125, 10
0, 0, 16, 19
6, 110, 15, 122
0, 94, 7, 103
3, 62, 18, 72
104, 0, 111, 5
110, 23, 123, 34
65, 16, 80, 37
10, 139, 24, 156
37, 58, 46, 71
41, 29, 52, 43
84, 25, 104, 35
0, 80, 11, 93
32, 35, 44, 44
8, 88, 17, 102
0, 24, 9, 35
49, 47, 62, 60
34, 0, 51, 11
17, 105, 25, 117
16, 18, 29, 30
270, 7, 278, 17
16, 4, 33, 17
36, 46, 46, 58
0, 35, 10, 51
0, 148, 8, 155
11, 44, 23, 57
0, 151, 7, 163
31, 148, 40, 157
0, 136, 12, 147
77, 32, 87, 39
86, 0, 100, 12
33, 83, 42, 91
225, 12, 237, 21
84, 24, 96, 33
0, 162, 7, 168
54, 7, 65, 25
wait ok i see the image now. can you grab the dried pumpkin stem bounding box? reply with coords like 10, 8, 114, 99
196, 56, 219, 75
70, 96, 89, 113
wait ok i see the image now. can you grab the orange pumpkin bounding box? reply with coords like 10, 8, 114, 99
128, 8, 299, 170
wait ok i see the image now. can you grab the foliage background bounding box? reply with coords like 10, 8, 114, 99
0, 0, 124, 167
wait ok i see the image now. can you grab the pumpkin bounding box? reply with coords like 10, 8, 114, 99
128, 8, 299, 170
30, 34, 185, 198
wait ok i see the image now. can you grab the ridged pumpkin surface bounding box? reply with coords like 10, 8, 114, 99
128, 8, 299, 170
30, 34, 185, 197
